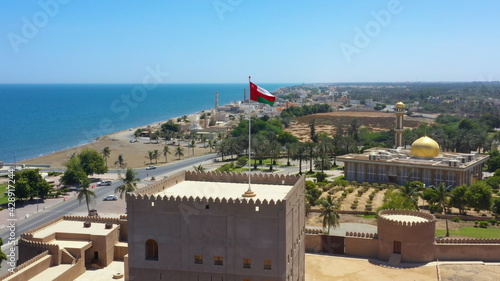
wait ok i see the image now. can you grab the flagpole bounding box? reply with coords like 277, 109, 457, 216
243, 76, 256, 197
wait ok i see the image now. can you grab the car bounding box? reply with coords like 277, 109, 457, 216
103, 195, 118, 201
146, 165, 156, 170
129, 139, 138, 143
97, 180, 112, 186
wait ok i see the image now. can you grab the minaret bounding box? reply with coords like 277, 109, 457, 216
243, 87, 247, 102
215, 91, 219, 109
394, 101, 405, 148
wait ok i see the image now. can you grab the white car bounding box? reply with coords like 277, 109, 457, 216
97, 180, 112, 186
146, 165, 156, 170
103, 195, 118, 201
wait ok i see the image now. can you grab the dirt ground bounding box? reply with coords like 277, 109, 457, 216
305, 254, 500, 281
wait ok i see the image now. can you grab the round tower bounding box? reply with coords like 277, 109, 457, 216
377, 209, 436, 263
394, 102, 405, 148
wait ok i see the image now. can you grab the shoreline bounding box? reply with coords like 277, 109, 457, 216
17, 107, 216, 169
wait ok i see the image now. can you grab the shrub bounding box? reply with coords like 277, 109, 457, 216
347, 187, 354, 193
350, 204, 357, 210
451, 217, 460, 223
151, 176, 156, 181
474, 221, 480, 227
357, 190, 364, 196
479, 221, 489, 228
48, 171, 63, 176
351, 181, 358, 186
341, 192, 347, 198
365, 204, 373, 211
237, 155, 248, 167
369, 194, 375, 200
489, 218, 497, 226
380, 184, 388, 189
362, 182, 369, 187
372, 183, 379, 188
316, 172, 328, 183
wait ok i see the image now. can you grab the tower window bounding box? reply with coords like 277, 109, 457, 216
145, 239, 158, 260
194, 255, 203, 264
243, 258, 251, 268
264, 259, 272, 270
214, 256, 223, 265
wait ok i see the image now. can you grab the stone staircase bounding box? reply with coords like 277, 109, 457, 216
61, 248, 76, 264
388, 253, 402, 267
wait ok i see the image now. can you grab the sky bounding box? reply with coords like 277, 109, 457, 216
1, 0, 499, 84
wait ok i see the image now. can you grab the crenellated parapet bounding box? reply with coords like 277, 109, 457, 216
62, 215, 126, 224
305, 228, 323, 235
345, 231, 378, 239
132, 170, 186, 196
0, 250, 49, 279
436, 238, 500, 244
185, 171, 301, 185
378, 209, 436, 228
128, 192, 284, 205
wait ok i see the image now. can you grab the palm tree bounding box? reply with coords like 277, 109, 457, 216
193, 164, 205, 172
400, 181, 423, 209
163, 145, 171, 163
431, 183, 452, 237
268, 140, 281, 172
153, 149, 159, 164
134, 129, 142, 141
76, 178, 96, 215
292, 143, 308, 175
101, 147, 110, 167
189, 140, 196, 157
146, 151, 154, 164
319, 195, 340, 235
115, 168, 140, 199
115, 154, 126, 169
175, 145, 184, 160
305, 142, 316, 173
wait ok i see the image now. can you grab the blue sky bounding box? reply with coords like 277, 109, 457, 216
1, 0, 499, 83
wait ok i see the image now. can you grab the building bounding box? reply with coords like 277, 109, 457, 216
5, 216, 128, 281
338, 137, 489, 187
338, 101, 489, 187
126, 171, 306, 281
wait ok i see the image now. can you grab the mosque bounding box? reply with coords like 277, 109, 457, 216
338, 102, 489, 187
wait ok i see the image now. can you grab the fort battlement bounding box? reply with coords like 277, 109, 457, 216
378, 209, 436, 228
435, 238, 500, 244
0, 250, 49, 280
345, 231, 378, 239
129, 193, 284, 205
131, 171, 303, 197
62, 215, 127, 224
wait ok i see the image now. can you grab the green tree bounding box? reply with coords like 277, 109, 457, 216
377, 191, 417, 212
61, 157, 88, 187
193, 164, 206, 172
134, 128, 142, 140
78, 148, 108, 176
115, 168, 140, 199
101, 147, 111, 167
153, 149, 159, 164
0, 238, 7, 267
115, 154, 126, 169
492, 198, 500, 215
175, 145, 184, 160
76, 179, 96, 215
431, 183, 452, 237
163, 145, 171, 163
466, 181, 493, 212
450, 185, 468, 215
319, 195, 340, 235
292, 142, 308, 175
268, 140, 282, 172
14, 169, 52, 200
146, 151, 154, 164
400, 181, 423, 208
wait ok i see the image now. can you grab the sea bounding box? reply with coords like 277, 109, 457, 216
0, 83, 295, 163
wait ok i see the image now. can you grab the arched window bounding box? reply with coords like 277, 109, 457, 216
145, 239, 158, 260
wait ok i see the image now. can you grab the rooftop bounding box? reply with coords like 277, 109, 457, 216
154, 180, 293, 201
33, 220, 118, 240
381, 214, 429, 223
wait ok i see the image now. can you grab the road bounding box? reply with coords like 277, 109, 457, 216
0, 153, 217, 249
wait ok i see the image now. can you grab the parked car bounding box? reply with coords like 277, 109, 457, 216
97, 180, 112, 186
103, 195, 118, 201
146, 165, 156, 170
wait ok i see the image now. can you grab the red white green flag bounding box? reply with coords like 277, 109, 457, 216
250, 82, 276, 106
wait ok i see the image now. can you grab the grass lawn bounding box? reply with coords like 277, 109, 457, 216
436, 226, 500, 238
0, 184, 9, 205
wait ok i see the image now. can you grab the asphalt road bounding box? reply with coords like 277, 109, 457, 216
0, 153, 217, 247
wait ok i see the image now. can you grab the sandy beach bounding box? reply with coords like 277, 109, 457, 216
21, 117, 215, 169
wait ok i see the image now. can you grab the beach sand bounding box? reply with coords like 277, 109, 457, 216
21, 120, 216, 169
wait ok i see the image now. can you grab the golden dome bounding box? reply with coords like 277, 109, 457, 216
395, 102, 405, 109
411, 136, 440, 158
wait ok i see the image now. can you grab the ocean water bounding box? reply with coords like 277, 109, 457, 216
0, 83, 294, 163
